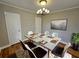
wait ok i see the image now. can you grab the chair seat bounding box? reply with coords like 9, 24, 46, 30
24, 42, 36, 49
20, 40, 47, 58
52, 46, 64, 57
32, 47, 47, 58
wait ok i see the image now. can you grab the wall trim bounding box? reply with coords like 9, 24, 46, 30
0, 1, 35, 13
0, 1, 79, 14
0, 39, 28, 50
51, 6, 79, 13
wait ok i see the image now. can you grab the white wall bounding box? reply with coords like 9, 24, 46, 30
0, 4, 35, 47
0, 4, 9, 47
35, 15, 42, 33
42, 8, 79, 43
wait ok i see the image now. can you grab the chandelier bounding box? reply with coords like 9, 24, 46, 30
37, 0, 50, 15
37, 8, 50, 15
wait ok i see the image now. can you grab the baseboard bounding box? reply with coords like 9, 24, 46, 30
0, 38, 28, 50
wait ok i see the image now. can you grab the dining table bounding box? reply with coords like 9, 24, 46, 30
25, 34, 62, 58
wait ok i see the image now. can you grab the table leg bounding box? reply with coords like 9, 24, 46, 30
48, 49, 50, 58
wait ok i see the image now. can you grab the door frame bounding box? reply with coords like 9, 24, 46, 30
4, 12, 22, 45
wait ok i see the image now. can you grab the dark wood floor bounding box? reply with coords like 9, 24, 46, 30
0, 40, 79, 58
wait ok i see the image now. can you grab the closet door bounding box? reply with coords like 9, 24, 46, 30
5, 12, 22, 45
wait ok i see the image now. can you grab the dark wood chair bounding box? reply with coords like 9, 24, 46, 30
51, 45, 64, 57
19, 40, 47, 58
51, 42, 71, 58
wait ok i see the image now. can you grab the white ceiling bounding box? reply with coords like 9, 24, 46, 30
0, 0, 79, 13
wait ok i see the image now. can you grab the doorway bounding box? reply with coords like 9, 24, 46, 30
5, 12, 22, 45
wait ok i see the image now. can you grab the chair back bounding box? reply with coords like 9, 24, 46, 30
19, 40, 37, 58
51, 45, 64, 57
62, 43, 71, 57
52, 32, 58, 37
19, 40, 28, 50
51, 42, 71, 58
24, 44, 37, 58
44, 31, 49, 36
27, 31, 33, 35
63, 43, 71, 53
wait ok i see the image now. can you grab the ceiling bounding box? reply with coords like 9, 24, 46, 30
0, 0, 79, 13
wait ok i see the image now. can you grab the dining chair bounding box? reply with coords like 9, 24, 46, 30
19, 40, 37, 58
27, 31, 33, 35
19, 40, 47, 58
51, 42, 71, 58
44, 31, 49, 37
51, 32, 58, 38
27, 31, 34, 38
62, 43, 72, 58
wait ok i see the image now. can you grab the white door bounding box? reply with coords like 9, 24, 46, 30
5, 12, 22, 45
35, 15, 42, 33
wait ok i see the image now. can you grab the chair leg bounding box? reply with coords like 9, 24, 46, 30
49, 50, 54, 58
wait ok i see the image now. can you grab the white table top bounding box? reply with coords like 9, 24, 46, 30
32, 37, 60, 51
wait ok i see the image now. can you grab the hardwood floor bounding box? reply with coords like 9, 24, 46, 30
0, 43, 22, 58
0, 40, 79, 58
68, 47, 79, 58
0, 51, 2, 57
